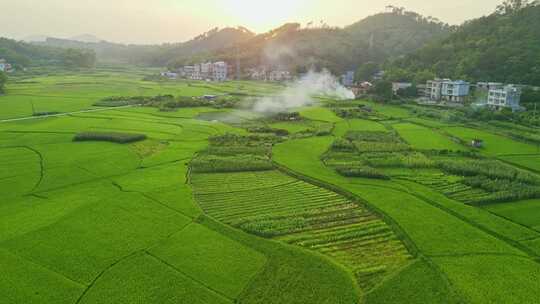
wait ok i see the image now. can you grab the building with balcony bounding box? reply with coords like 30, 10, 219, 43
426, 79, 470, 102
487, 85, 522, 111
212, 61, 228, 82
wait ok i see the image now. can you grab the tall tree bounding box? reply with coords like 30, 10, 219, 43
356, 62, 379, 81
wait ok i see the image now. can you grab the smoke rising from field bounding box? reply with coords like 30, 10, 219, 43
252, 69, 354, 114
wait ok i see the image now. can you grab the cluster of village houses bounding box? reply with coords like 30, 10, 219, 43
247, 67, 293, 82
162, 62, 295, 83
343, 70, 525, 112
0, 59, 14, 73
161, 62, 525, 112
161, 61, 230, 82
392, 79, 524, 111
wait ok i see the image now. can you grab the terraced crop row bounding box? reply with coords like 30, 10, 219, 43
191, 170, 411, 290
403, 174, 493, 204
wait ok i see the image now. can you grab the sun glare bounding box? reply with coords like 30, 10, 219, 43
219, 0, 311, 31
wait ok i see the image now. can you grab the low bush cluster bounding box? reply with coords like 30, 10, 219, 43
94, 95, 171, 107
363, 152, 434, 168
204, 146, 269, 157
331, 139, 356, 152
461, 175, 540, 204
32, 111, 60, 116
209, 133, 282, 147
95, 94, 240, 109
315, 124, 334, 136
335, 166, 389, 180
173, 95, 239, 109
437, 159, 538, 184
333, 108, 369, 119
191, 133, 277, 173
190, 155, 273, 173
247, 126, 290, 136
270, 112, 302, 122
354, 141, 411, 153
73, 132, 147, 144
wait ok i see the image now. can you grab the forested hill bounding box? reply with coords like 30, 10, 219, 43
31, 10, 450, 73
385, 1, 540, 85
36, 27, 255, 66
0, 37, 96, 68
344, 8, 454, 62
208, 9, 452, 74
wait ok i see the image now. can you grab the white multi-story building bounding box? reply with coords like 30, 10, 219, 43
269, 70, 292, 82
426, 79, 444, 100
212, 61, 228, 81
183, 62, 228, 81
487, 85, 522, 111
441, 80, 470, 102
426, 79, 470, 102
200, 62, 213, 80
249, 67, 268, 81
192, 64, 202, 80
181, 66, 195, 79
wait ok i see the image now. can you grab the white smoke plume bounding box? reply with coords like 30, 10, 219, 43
252, 69, 355, 114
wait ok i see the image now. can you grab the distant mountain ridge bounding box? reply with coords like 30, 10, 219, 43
206, 10, 453, 75
68, 34, 103, 43
18, 9, 453, 73
0, 37, 96, 68
32, 27, 255, 66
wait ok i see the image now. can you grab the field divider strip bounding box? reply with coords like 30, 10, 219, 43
110, 181, 195, 219
74, 250, 141, 304
1, 248, 86, 288
427, 252, 531, 259
0, 105, 138, 123
74, 219, 196, 304
495, 156, 540, 175
14, 145, 45, 194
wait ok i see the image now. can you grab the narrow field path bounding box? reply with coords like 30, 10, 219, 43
0, 105, 137, 123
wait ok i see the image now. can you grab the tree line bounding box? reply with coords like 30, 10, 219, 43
0, 37, 96, 69
383, 0, 540, 86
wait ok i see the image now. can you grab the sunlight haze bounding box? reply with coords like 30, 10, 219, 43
1, 0, 504, 44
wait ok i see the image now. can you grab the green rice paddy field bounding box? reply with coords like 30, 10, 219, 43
1, 68, 539, 303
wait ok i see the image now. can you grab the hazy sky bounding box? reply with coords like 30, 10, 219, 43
1, 0, 503, 44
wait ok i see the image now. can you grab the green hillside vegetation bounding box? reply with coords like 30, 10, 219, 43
386, 0, 540, 85
0, 37, 96, 68
37, 27, 255, 66
345, 7, 454, 62
212, 10, 451, 75
36, 9, 451, 73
